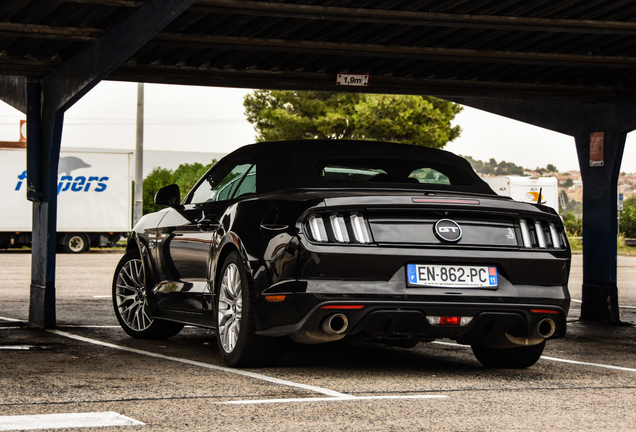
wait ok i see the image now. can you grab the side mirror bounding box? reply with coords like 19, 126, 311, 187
154, 184, 182, 208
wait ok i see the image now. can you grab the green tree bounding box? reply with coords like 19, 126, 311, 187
560, 178, 574, 188
495, 160, 524, 176
624, 194, 636, 209
461, 155, 527, 176
173, 163, 211, 197
620, 194, 636, 238
143, 167, 174, 214
546, 164, 557, 172
562, 211, 583, 236
620, 207, 636, 238
143, 160, 217, 214
243, 90, 462, 148
563, 198, 582, 216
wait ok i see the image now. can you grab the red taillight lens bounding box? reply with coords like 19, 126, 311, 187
530, 309, 560, 314
439, 316, 461, 326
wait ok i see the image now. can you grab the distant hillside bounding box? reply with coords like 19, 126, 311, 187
462, 156, 527, 176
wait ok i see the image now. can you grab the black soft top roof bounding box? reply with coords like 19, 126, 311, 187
220, 140, 496, 196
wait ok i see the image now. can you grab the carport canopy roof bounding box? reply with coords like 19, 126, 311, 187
2, 0, 636, 102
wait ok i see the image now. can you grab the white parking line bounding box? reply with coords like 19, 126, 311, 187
541, 356, 636, 373
434, 341, 636, 373
46, 329, 447, 404
8, 318, 633, 402
58, 325, 121, 328
0, 412, 144, 431
220, 395, 447, 405
47, 329, 349, 398
0, 345, 39, 350
570, 299, 636, 309
433, 341, 469, 347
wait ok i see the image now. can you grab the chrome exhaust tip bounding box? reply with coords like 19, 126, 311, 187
322, 313, 348, 334
535, 318, 556, 339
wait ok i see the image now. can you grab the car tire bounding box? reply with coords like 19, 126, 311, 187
62, 233, 90, 253
471, 340, 546, 369
113, 251, 184, 339
216, 251, 282, 367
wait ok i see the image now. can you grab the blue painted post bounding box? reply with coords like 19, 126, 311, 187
28, 101, 65, 328
575, 130, 626, 322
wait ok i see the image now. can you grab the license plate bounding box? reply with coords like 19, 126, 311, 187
407, 264, 498, 288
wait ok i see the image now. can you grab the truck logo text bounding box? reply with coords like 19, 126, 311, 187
15, 170, 109, 193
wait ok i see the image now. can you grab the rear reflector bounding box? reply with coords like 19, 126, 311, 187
530, 309, 560, 314
427, 316, 473, 326
320, 305, 365, 310
265, 295, 286, 302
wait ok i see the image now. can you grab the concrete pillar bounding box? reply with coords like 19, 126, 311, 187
575, 129, 626, 322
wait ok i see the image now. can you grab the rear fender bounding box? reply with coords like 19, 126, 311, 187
124, 233, 160, 300
210, 232, 249, 298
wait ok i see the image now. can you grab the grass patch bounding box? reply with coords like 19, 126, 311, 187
567, 237, 582, 252
567, 236, 636, 254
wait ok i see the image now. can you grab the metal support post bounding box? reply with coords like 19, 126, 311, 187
28, 92, 65, 328
133, 82, 144, 226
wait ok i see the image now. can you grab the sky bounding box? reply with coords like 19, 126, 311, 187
1, 80, 635, 174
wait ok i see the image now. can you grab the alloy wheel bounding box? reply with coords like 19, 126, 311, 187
114, 258, 153, 331
218, 263, 243, 353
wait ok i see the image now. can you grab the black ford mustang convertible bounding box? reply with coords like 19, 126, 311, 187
113, 140, 570, 368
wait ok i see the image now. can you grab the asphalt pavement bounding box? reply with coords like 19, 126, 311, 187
1, 251, 635, 431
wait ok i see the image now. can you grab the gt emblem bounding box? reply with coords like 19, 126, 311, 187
434, 219, 462, 243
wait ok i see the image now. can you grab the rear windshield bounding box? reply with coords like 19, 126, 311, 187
316, 158, 474, 186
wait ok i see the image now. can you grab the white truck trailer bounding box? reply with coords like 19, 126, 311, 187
483, 176, 559, 212
1, 147, 133, 253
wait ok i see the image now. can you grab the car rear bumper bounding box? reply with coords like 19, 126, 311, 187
256, 273, 569, 348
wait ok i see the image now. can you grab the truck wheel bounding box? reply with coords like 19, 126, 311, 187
471, 341, 546, 369
62, 233, 90, 253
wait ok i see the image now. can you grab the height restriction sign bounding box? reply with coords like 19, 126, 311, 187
590, 132, 604, 167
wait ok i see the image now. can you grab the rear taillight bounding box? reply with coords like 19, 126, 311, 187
307, 214, 328, 242
427, 316, 473, 326
518, 218, 565, 250
306, 212, 373, 244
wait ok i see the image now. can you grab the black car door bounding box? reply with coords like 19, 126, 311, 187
153, 159, 257, 313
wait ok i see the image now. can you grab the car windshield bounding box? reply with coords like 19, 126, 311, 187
316, 158, 468, 186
